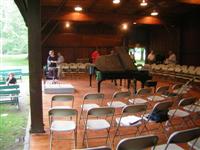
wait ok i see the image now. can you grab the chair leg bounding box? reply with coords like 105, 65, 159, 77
50, 131, 53, 150
74, 130, 77, 148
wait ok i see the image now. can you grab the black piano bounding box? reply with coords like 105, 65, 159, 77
89, 47, 152, 93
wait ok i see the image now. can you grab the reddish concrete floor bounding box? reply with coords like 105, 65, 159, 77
30, 74, 200, 150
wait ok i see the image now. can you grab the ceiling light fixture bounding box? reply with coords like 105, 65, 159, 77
113, 0, 120, 4
65, 21, 70, 28
133, 22, 137, 24
122, 23, 128, 30
151, 10, 159, 16
74, 6, 83, 12
140, 0, 148, 6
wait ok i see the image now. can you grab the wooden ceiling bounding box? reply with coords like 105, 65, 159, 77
41, 0, 200, 25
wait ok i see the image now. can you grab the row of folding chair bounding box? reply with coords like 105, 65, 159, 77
143, 63, 200, 83
80, 127, 200, 150
62, 63, 91, 74
48, 93, 199, 149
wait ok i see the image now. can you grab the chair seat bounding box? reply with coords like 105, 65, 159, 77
116, 115, 142, 126
147, 95, 165, 101
51, 120, 76, 131
184, 105, 200, 112
81, 104, 100, 111
87, 119, 110, 130
129, 98, 147, 104
168, 109, 190, 117
107, 101, 126, 108
154, 144, 184, 150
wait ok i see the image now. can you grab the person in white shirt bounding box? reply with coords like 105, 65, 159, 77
165, 51, 176, 64
57, 52, 65, 79
147, 50, 156, 64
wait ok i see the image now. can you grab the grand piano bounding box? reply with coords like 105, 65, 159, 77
89, 47, 152, 93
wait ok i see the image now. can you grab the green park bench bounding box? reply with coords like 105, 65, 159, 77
0, 84, 20, 109
0, 69, 22, 81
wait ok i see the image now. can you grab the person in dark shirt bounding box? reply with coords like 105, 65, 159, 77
6, 73, 17, 85
47, 50, 58, 82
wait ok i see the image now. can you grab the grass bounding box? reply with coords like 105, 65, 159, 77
0, 54, 29, 150
0, 105, 28, 150
0, 54, 28, 66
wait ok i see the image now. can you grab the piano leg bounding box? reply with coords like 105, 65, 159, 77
98, 80, 102, 93
133, 79, 137, 94
89, 74, 92, 87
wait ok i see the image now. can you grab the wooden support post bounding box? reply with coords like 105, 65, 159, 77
28, 0, 45, 133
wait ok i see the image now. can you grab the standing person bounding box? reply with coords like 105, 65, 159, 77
57, 52, 65, 79
47, 50, 58, 83
147, 50, 156, 64
165, 51, 176, 64
6, 73, 17, 85
91, 50, 100, 63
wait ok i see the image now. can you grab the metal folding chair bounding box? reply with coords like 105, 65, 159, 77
154, 127, 200, 150
51, 94, 74, 109
116, 135, 158, 150
49, 108, 78, 150
82, 107, 115, 147
107, 91, 130, 108
129, 88, 152, 104
147, 86, 169, 102
143, 101, 173, 137
168, 97, 197, 128
79, 93, 104, 124
113, 104, 148, 144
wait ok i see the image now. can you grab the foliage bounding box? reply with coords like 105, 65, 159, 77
0, 54, 28, 66
0, 0, 28, 54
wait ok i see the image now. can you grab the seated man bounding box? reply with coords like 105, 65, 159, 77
47, 50, 58, 83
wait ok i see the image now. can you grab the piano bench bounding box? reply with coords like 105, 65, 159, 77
144, 80, 157, 93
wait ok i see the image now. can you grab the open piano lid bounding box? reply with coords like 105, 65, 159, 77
95, 47, 137, 72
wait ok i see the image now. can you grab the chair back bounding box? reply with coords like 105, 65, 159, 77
137, 88, 152, 95
165, 127, 200, 150
178, 97, 197, 107
87, 107, 115, 117
51, 95, 74, 107
172, 83, 183, 90
116, 135, 158, 150
152, 101, 173, 112
84, 93, 104, 100
49, 108, 77, 117
113, 91, 131, 99
156, 86, 169, 94
122, 104, 147, 114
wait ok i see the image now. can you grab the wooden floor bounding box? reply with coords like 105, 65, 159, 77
30, 74, 200, 150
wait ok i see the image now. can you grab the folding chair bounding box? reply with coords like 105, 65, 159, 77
49, 108, 78, 150
154, 127, 200, 150
113, 104, 148, 144
51, 94, 74, 109
82, 107, 115, 147
143, 101, 173, 137
79, 93, 104, 124
147, 86, 169, 102
168, 97, 197, 129
116, 135, 158, 150
107, 91, 130, 108
129, 88, 152, 104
